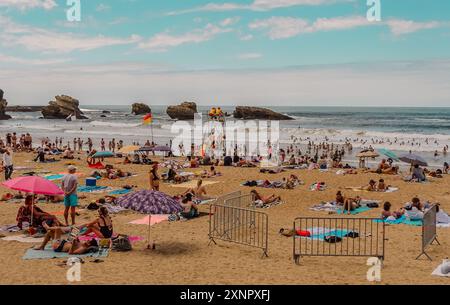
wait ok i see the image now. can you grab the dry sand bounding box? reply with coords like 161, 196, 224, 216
0, 152, 448, 285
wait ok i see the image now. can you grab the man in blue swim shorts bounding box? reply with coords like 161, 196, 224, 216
62, 165, 79, 226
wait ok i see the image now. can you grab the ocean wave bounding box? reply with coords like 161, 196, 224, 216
89, 121, 142, 128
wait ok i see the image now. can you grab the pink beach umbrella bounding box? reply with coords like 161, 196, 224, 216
2, 176, 64, 227
2, 176, 64, 196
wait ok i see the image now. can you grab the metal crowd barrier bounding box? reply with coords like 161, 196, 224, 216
293, 216, 385, 264
416, 205, 440, 261
209, 195, 268, 257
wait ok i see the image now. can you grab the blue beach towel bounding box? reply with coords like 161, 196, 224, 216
310, 229, 350, 241
77, 186, 108, 193
108, 189, 132, 196
374, 215, 422, 226
337, 206, 371, 215
44, 174, 65, 181
23, 246, 109, 260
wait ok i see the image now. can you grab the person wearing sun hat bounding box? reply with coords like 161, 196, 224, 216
62, 165, 78, 226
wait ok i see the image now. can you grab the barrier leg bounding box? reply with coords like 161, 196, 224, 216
416, 251, 432, 261
294, 255, 301, 265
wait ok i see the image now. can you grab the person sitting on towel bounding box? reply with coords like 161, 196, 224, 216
335, 191, 345, 206
377, 179, 390, 192
405, 197, 425, 220
180, 193, 199, 219
16, 195, 55, 230
381, 202, 404, 220
251, 190, 281, 205
183, 179, 212, 200
79, 206, 114, 239
342, 196, 362, 215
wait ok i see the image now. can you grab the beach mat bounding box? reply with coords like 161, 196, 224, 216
2, 235, 44, 243
373, 215, 422, 226
170, 180, 219, 188
129, 215, 169, 225
23, 246, 109, 260
51, 209, 82, 216
337, 206, 371, 215
109, 189, 133, 196
0, 224, 21, 233
77, 186, 109, 193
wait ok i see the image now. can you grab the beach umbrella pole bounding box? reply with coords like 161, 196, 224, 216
147, 214, 152, 249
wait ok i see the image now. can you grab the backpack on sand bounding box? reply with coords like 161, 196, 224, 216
112, 235, 132, 251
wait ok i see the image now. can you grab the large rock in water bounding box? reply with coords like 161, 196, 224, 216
0, 89, 12, 120
41, 95, 87, 119
167, 102, 198, 120
132, 103, 151, 115
233, 106, 293, 120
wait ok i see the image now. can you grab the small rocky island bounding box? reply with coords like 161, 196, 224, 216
0, 89, 12, 120
233, 106, 293, 120
132, 103, 151, 115
167, 101, 197, 120
41, 95, 88, 119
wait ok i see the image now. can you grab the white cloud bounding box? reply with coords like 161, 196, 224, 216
249, 16, 447, 39
168, 0, 352, 15
386, 19, 444, 36
220, 17, 240, 27
0, 0, 56, 10
138, 23, 232, 52
238, 53, 263, 59
0, 17, 142, 53
0, 53, 71, 65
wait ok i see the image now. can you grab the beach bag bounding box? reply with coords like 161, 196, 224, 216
112, 235, 132, 252
324, 236, 342, 243
367, 202, 379, 208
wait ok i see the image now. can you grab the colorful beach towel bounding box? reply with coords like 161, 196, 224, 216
44, 174, 65, 181
170, 180, 219, 189
109, 189, 133, 196
23, 246, 109, 260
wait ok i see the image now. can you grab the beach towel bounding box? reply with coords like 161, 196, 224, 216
44, 174, 65, 181
108, 189, 132, 196
373, 215, 422, 226
337, 206, 371, 215
295, 227, 351, 241
310, 183, 326, 191
346, 187, 399, 193
77, 186, 109, 193
103, 203, 128, 214
23, 246, 109, 260
0, 224, 21, 233
2, 235, 44, 243
78, 233, 143, 243
310, 202, 340, 213
51, 209, 81, 216
194, 198, 217, 205
432, 261, 450, 278
128, 215, 169, 226
170, 180, 219, 189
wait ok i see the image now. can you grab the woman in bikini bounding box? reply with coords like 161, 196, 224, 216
149, 162, 160, 191
80, 206, 114, 239
183, 179, 212, 200
251, 190, 281, 205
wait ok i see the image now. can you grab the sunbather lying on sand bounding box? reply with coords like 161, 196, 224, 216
251, 190, 281, 205
35, 223, 98, 254
182, 179, 212, 200
200, 166, 221, 178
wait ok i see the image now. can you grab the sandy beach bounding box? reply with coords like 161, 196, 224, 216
0, 151, 448, 285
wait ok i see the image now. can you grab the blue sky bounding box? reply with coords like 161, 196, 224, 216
0, 0, 449, 106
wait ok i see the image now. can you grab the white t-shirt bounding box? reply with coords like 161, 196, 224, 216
3, 153, 13, 167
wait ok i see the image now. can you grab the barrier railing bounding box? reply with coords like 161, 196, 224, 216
293, 216, 385, 264
416, 205, 440, 261
209, 195, 268, 258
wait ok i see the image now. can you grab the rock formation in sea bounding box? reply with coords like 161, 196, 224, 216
233, 106, 293, 120
41, 95, 88, 119
132, 103, 151, 115
0, 89, 12, 120
166, 102, 198, 120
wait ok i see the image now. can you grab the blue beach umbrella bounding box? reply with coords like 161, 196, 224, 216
378, 148, 400, 162
399, 153, 428, 167
93, 151, 115, 158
